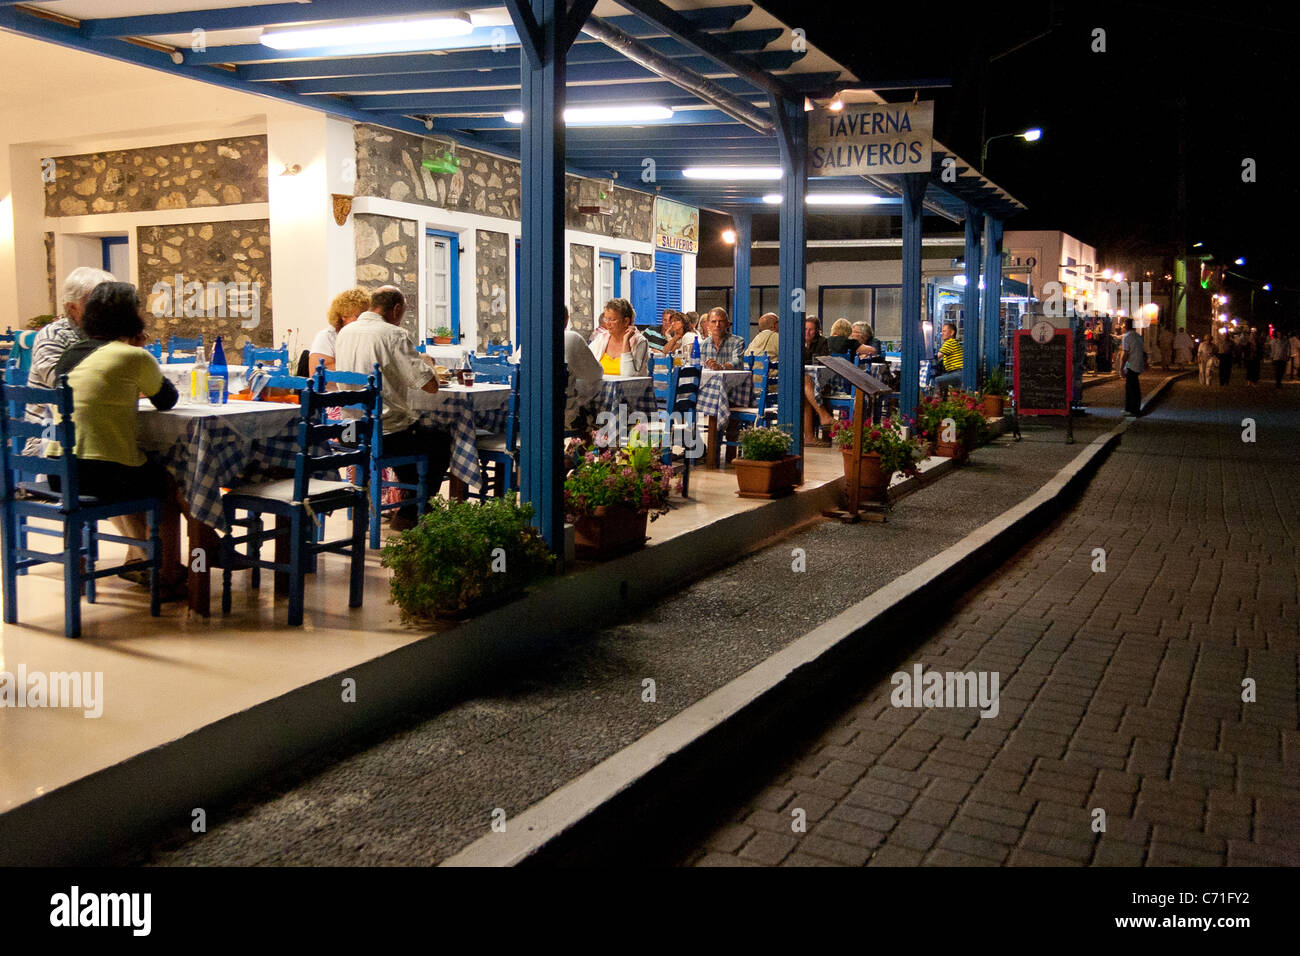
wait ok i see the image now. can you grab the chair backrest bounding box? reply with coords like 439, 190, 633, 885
253, 361, 309, 392
242, 342, 290, 369
4, 358, 27, 420
0, 377, 80, 507
744, 354, 773, 415
293, 374, 379, 499
485, 343, 512, 358
165, 334, 203, 363
311, 361, 389, 457
11, 330, 37, 379
504, 365, 520, 449
669, 365, 701, 422
651, 355, 673, 407
145, 339, 163, 360
0, 328, 15, 345
472, 362, 512, 385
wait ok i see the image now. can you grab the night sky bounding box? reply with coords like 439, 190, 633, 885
754, 0, 1299, 302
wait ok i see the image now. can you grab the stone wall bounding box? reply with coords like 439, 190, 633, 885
137, 219, 273, 349
354, 123, 656, 242
476, 230, 510, 348
355, 214, 419, 338
569, 243, 594, 337
45, 136, 268, 216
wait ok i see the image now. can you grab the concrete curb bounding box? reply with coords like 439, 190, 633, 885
444, 373, 1194, 866
443, 419, 1139, 867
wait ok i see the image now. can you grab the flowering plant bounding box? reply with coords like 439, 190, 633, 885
737, 425, 793, 461
830, 416, 925, 477
915, 389, 988, 444
564, 441, 674, 521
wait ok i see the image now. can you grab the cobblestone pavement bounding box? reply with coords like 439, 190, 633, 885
685, 377, 1300, 866
137, 378, 1143, 865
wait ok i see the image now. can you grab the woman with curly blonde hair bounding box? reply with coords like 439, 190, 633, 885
309, 287, 369, 375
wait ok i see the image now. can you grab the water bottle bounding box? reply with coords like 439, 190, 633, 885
191, 345, 209, 404
209, 335, 228, 404
690, 336, 701, 368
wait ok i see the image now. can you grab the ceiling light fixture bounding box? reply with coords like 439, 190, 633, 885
761, 192, 888, 205
503, 106, 674, 125
260, 14, 474, 50
683, 166, 783, 181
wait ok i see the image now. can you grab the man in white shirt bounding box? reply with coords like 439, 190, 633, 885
562, 305, 604, 430
744, 313, 780, 360
335, 286, 450, 530
1119, 321, 1146, 416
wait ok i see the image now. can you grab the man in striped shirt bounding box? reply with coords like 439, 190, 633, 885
933, 320, 964, 390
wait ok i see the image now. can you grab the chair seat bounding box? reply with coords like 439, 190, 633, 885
476, 434, 514, 454
225, 477, 357, 503
732, 406, 778, 418
17, 480, 99, 505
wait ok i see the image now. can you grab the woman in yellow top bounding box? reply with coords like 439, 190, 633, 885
59, 282, 188, 598
587, 298, 649, 376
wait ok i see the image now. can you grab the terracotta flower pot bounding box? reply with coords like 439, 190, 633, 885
734, 455, 799, 499
842, 449, 892, 503
572, 505, 649, 560
932, 437, 967, 462
982, 394, 1005, 418
433, 336, 452, 345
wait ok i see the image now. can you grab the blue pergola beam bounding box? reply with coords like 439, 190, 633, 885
962, 208, 982, 391
772, 98, 807, 460
731, 210, 752, 334
239, 32, 795, 81
981, 215, 1004, 376
899, 173, 927, 423
614, 0, 801, 103
81, 0, 486, 38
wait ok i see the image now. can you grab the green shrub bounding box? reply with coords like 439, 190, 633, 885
737, 425, 793, 461
381, 493, 553, 622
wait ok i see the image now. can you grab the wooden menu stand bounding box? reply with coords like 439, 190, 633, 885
815, 356, 892, 524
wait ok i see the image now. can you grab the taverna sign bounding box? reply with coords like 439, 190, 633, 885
809, 101, 934, 176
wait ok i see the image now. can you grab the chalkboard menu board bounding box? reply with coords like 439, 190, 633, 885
1014, 328, 1074, 415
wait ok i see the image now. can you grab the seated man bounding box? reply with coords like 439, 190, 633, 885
851, 321, 880, 359
700, 307, 746, 370
563, 305, 604, 431
335, 286, 452, 531
932, 321, 965, 390
744, 312, 780, 361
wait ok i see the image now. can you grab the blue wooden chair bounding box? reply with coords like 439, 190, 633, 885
165, 334, 204, 364
651, 355, 673, 409
721, 354, 778, 460
312, 362, 428, 548
473, 366, 519, 499
0, 328, 15, 365
242, 342, 290, 369
144, 339, 163, 360
9, 330, 37, 381
0, 376, 162, 637
485, 343, 512, 358
220, 375, 377, 625
469, 354, 512, 384
659, 365, 701, 497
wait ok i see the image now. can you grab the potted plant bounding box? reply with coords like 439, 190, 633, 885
916, 391, 987, 461
830, 416, 925, 502
564, 440, 674, 559
733, 425, 798, 498
981, 364, 1009, 418
381, 493, 554, 623
431, 326, 454, 345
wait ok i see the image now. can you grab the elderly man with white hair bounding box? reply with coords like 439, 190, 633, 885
26, 266, 116, 444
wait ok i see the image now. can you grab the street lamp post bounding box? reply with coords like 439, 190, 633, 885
981, 127, 1042, 170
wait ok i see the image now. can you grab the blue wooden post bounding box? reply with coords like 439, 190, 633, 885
899, 173, 927, 423
981, 214, 1004, 375
773, 99, 806, 456
511, 0, 566, 551
731, 210, 752, 335
962, 207, 982, 391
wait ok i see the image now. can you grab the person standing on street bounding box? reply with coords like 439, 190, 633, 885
1197, 336, 1215, 386
1244, 328, 1262, 386
1120, 321, 1145, 416
1288, 330, 1300, 380
1158, 325, 1175, 371
1268, 330, 1288, 388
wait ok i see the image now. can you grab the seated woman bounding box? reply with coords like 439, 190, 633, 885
308, 287, 369, 380
660, 310, 700, 357
588, 297, 649, 376
56, 282, 187, 599
826, 317, 858, 356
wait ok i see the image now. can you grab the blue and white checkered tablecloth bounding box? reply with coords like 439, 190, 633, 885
805, 364, 838, 405
409, 383, 511, 488
139, 400, 303, 530
597, 376, 658, 418
697, 369, 754, 428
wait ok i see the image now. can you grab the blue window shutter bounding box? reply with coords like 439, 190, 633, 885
654, 252, 682, 322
